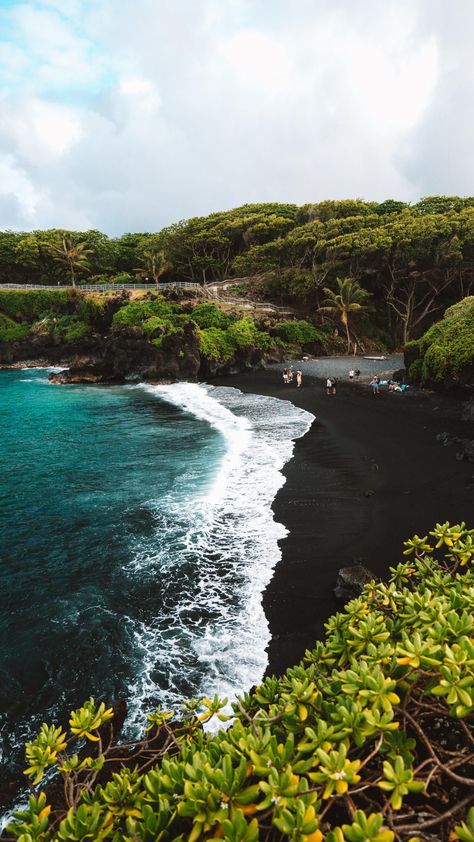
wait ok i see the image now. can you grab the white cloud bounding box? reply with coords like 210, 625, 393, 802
1, 2, 108, 89
0, 0, 472, 234
119, 76, 161, 114
0, 155, 39, 220
219, 31, 292, 95
341, 37, 438, 133
1, 97, 83, 164
0, 41, 29, 81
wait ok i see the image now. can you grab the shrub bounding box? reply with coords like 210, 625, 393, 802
142, 315, 170, 337
29, 315, 91, 341
444, 296, 474, 320
112, 298, 178, 328
274, 320, 324, 345
408, 358, 423, 381
0, 290, 110, 337
0, 289, 73, 322
142, 316, 189, 346
197, 326, 235, 361
9, 523, 474, 842
227, 316, 272, 350
197, 317, 271, 361
61, 317, 90, 341
29, 317, 57, 337
191, 302, 234, 329
409, 297, 474, 383
0, 313, 29, 342
78, 296, 108, 326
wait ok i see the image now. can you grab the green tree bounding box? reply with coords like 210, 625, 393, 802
414, 195, 474, 216
0, 231, 27, 283
113, 232, 147, 274
136, 236, 172, 284
320, 277, 371, 352
48, 237, 91, 287
160, 204, 298, 284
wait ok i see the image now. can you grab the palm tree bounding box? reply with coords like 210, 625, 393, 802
137, 249, 171, 285
320, 277, 371, 353
49, 238, 90, 288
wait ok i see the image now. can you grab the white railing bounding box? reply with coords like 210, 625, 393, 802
204, 288, 295, 315
0, 282, 202, 292
0, 281, 295, 315
79, 282, 202, 291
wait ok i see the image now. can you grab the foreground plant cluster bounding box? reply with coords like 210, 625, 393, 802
6, 523, 474, 842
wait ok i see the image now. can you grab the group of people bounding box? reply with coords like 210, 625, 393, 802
282, 367, 303, 388
282, 365, 409, 397
371, 376, 409, 395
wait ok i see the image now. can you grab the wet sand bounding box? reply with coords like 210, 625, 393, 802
212, 362, 473, 677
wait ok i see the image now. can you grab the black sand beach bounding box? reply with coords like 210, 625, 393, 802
213, 360, 474, 677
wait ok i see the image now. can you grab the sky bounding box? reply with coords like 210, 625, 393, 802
0, 0, 472, 235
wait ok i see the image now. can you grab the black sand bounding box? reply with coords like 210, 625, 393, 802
212, 364, 474, 677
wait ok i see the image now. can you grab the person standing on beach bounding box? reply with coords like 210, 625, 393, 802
296, 369, 302, 388
370, 376, 380, 395
355, 369, 360, 378
288, 367, 294, 383
283, 368, 288, 384
326, 377, 332, 395
349, 368, 354, 380
331, 377, 337, 395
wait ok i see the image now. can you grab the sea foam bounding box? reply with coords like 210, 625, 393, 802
123, 383, 314, 732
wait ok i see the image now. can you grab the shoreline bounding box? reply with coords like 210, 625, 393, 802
211, 365, 473, 677
2, 359, 472, 680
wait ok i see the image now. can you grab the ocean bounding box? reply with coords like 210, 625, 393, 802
0, 368, 313, 787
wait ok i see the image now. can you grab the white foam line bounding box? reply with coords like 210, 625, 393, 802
123, 382, 314, 733
141, 382, 252, 508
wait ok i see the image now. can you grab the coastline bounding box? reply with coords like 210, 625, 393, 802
211, 364, 473, 677
2, 357, 472, 682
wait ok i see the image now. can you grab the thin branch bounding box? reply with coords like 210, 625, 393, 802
394, 793, 474, 832
403, 710, 474, 787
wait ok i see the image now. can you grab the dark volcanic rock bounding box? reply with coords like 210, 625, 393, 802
199, 346, 265, 378
0, 335, 84, 366
46, 325, 202, 384
392, 368, 406, 383
403, 342, 419, 374
462, 398, 474, 423
2, 314, 278, 385
436, 431, 474, 462
50, 367, 107, 384
334, 563, 377, 600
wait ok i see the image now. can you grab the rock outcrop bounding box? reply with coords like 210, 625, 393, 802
334, 564, 377, 600
1, 322, 269, 385
436, 431, 474, 463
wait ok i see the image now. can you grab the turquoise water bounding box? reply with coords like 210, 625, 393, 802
0, 369, 225, 778
0, 369, 313, 792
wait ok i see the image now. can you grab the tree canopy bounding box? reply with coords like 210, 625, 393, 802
2, 197, 474, 342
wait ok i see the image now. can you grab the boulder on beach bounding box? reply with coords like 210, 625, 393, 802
334, 563, 377, 600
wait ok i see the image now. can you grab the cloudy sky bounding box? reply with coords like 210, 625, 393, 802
0, 0, 472, 235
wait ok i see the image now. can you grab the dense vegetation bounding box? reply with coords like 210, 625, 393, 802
3, 197, 474, 345
0, 290, 320, 363
6, 524, 474, 842
406, 296, 474, 386
0, 289, 109, 345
